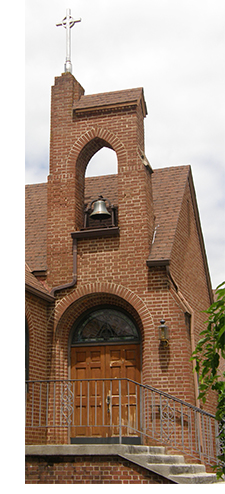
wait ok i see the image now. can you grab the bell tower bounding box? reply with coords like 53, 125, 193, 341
47, 11, 155, 292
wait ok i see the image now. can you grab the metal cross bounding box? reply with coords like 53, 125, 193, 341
56, 8, 81, 74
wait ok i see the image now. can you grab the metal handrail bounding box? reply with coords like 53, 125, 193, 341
25, 377, 221, 466
25, 377, 217, 419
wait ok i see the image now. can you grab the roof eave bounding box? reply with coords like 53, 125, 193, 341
25, 283, 55, 303
146, 259, 170, 267
187, 168, 214, 303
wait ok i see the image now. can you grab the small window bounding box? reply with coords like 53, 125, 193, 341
71, 306, 140, 345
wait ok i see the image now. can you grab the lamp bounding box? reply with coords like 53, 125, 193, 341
158, 319, 169, 346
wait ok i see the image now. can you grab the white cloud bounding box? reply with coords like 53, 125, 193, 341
25, 0, 225, 288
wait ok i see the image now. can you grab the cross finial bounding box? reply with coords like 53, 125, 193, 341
56, 8, 81, 74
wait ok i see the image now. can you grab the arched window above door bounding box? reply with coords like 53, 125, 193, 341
71, 306, 140, 345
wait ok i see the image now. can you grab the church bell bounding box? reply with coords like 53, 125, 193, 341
90, 196, 111, 220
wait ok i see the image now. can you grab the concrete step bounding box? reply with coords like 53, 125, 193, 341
169, 472, 217, 484
147, 453, 185, 464
121, 445, 219, 484
146, 463, 206, 477
125, 445, 165, 455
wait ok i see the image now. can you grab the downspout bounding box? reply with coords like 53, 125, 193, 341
50, 238, 77, 297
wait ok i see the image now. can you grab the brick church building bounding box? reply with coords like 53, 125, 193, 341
25, 54, 220, 482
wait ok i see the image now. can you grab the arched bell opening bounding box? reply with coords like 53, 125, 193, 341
85, 147, 118, 178
84, 147, 118, 229
75, 137, 118, 230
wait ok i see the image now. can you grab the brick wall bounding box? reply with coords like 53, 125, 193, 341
25, 292, 52, 444
25, 455, 173, 484
25, 292, 50, 381
169, 174, 216, 414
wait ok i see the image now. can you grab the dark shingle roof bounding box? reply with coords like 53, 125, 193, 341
25, 183, 47, 271
85, 174, 118, 206
25, 166, 190, 271
148, 165, 190, 262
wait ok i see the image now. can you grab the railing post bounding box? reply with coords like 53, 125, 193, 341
127, 380, 130, 435
160, 394, 162, 439
39, 382, 42, 427
25, 382, 27, 427
181, 403, 184, 448
46, 382, 49, 427
31, 382, 34, 427
119, 379, 122, 444
53, 381, 56, 427
87, 380, 89, 427
102, 380, 104, 427
80, 381, 82, 426
140, 384, 143, 442
95, 380, 97, 426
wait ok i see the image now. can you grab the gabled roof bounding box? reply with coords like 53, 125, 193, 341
147, 165, 190, 264
73, 87, 147, 117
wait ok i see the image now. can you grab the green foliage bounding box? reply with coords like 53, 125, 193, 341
191, 281, 225, 479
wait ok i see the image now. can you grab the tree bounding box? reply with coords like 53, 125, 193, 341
191, 281, 225, 479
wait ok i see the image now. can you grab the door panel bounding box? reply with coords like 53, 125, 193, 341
71, 346, 105, 437
70, 344, 140, 440
105, 345, 140, 437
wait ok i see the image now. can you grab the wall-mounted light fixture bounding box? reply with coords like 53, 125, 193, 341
158, 319, 169, 346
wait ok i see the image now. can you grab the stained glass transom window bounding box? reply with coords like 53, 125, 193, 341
71, 307, 140, 345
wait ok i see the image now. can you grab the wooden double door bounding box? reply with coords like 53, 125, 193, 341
70, 344, 140, 442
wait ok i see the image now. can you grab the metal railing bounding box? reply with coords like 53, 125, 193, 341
25, 378, 221, 466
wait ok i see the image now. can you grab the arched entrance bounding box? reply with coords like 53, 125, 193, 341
70, 305, 141, 443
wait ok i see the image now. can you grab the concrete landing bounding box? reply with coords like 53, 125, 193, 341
25, 444, 224, 484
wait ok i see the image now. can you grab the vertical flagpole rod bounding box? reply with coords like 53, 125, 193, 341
56, 8, 81, 74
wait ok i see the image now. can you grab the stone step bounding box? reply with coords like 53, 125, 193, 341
125, 445, 165, 455
121, 445, 220, 484
146, 463, 206, 477
147, 453, 185, 464
169, 472, 217, 484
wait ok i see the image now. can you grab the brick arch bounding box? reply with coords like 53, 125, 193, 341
66, 127, 127, 230
50, 284, 155, 382
66, 126, 127, 172
54, 282, 154, 340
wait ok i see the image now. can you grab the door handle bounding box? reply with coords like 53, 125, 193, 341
106, 395, 110, 413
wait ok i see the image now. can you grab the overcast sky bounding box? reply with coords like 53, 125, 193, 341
24, 0, 225, 289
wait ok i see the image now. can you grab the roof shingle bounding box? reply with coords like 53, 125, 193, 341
25, 183, 47, 271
